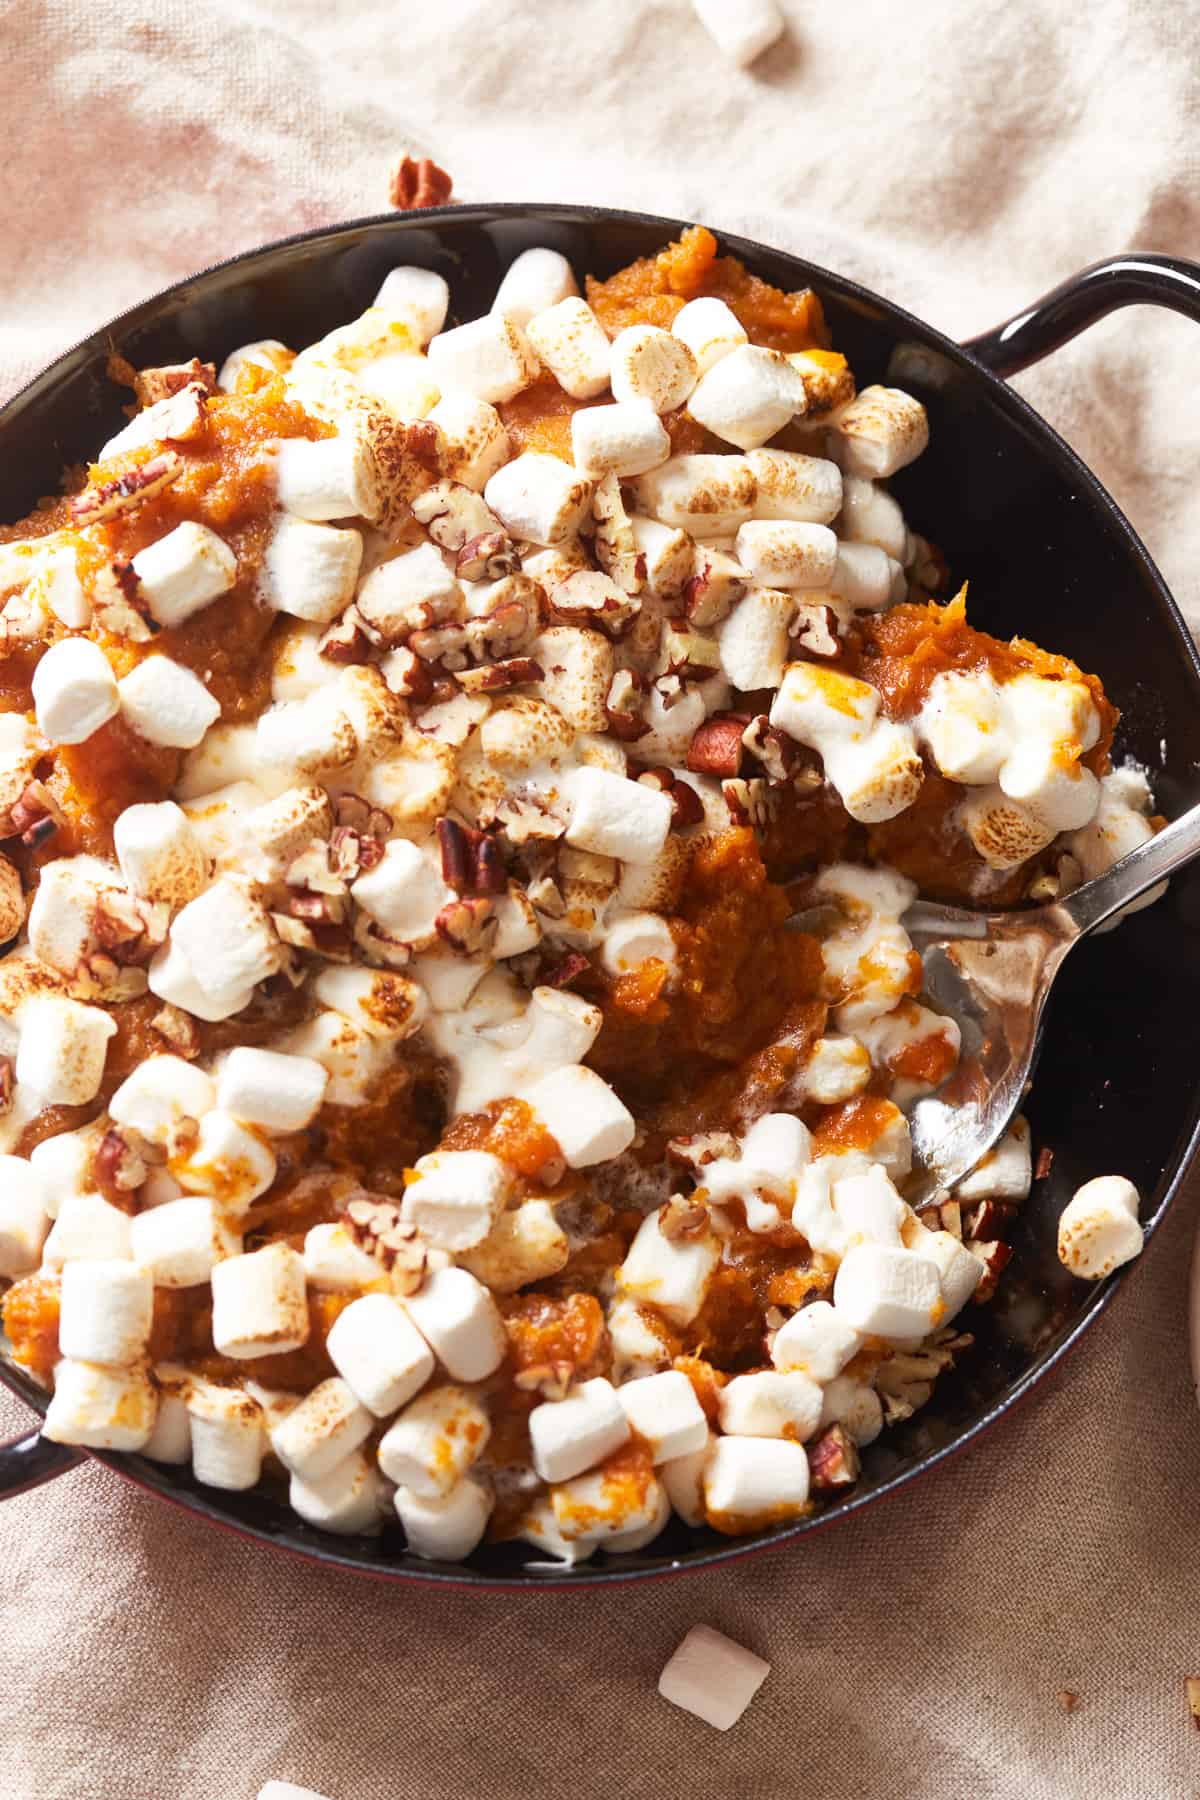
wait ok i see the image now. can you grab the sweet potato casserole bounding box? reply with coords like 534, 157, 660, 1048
0, 227, 1158, 1564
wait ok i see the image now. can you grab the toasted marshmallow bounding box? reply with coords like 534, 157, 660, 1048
0, 1156, 49, 1276
274, 432, 379, 523
148, 939, 255, 1024
1067, 769, 1165, 926
118, 655, 221, 749
255, 688, 357, 778
217, 339, 290, 390
302, 1221, 384, 1293
838, 475, 908, 560
493, 248, 580, 327
1057, 1175, 1143, 1280
395, 1475, 493, 1562
1002, 672, 1101, 751
459, 1199, 569, 1293
351, 837, 449, 940
547, 1465, 668, 1554
801, 1035, 871, 1104
377, 1384, 491, 1498
521, 1064, 635, 1169
42, 1192, 133, 1269
24, 854, 114, 976
57, 1258, 153, 1365
748, 448, 842, 524
823, 721, 924, 824
671, 297, 749, 374
633, 454, 756, 537
286, 1012, 383, 1109
832, 386, 929, 479
687, 345, 805, 451
770, 660, 880, 743
819, 1374, 884, 1445
600, 910, 676, 976
177, 721, 286, 799
526, 297, 612, 400
313, 965, 428, 1042
43, 1359, 156, 1452
243, 785, 333, 875
216, 1047, 329, 1134
703, 1434, 810, 1530
485, 451, 593, 547
529, 1376, 630, 1483
174, 1111, 277, 1213
959, 786, 1056, 870
917, 670, 1008, 785
172, 1373, 266, 1489
618, 1207, 721, 1326
427, 313, 539, 404
570, 401, 671, 479
27, 546, 91, 629
327, 1293, 436, 1416
717, 586, 793, 691
286, 1449, 383, 1535
16, 996, 115, 1105
997, 739, 1100, 833
563, 765, 673, 863
363, 738, 456, 830
718, 1369, 822, 1442
954, 1117, 1032, 1202
132, 1197, 238, 1288
259, 515, 363, 624
210, 1242, 307, 1359
609, 325, 698, 413
109, 1055, 215, 1147
32, 638, 119, 745
141, 1392, 192, 1464
0, 854, 24, 943
915, 1224, 984, 1321
403, 1266, 507, 1381
631, 516, 693, 597
268, 1376, 374, 1481
374, 264, 450, 342
772, 1300, 861, 1381
356, 541, 463, 643
828, 541, 893, 613
114, 802, 208, 907
616, 1369, 708, 1464
427, 392, 511, 491
132, 521, 238, 627
833, 1242, 942, 1338
531, 624, 613, 732
401, 1150, 513, 1253
733, 520, 837, 590
658, 1622, 771, 1732
170, 878, 281, 999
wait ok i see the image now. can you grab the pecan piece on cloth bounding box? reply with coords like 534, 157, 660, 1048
388, 153, 453, 211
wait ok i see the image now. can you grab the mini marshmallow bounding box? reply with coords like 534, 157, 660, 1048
259, 515, 363, 624
485, 451, 593, 547
170, 878, 281, 999
832, 386, 929, 479
531, 624, 614, 732
131, 521, 238, 627
658, 1624, 771, 1732
217, 339, 290, 390
633, 454, 756, 537
819, 1375, 884, 1445
327, 1293, 436, 1416
403, 1266, 507, 1381
303, 1222, 385, 1292
114, 801, 208, 907
0, 1155, 49, 1276
770, 660, 880, 744
313, 965, 428, 1042
833, 1164, 909, 1248
377, 1384, 491, 1498
610, 325, 698, 413
548, 1467, 668, 1554
275, 432, 379, 523
25, 854, 114, 975
839, 475, 908, 561
733, 520, 837, 590
57, 1258, 153, 1365
174, 1110, 277, 1213
356, 541, 463, 643
290, 1452, 385, 1535
659, 1427, 714, 1526
459, 1199, 570, 1293
141, 1393, 192, 1464
919, 1226, 984, 1321
32, 638, 119, 745
954, 1117, 1032, 1203
43, 1359, 156, 1452
395, 1476, 493, 1561
960, 786, 1057, 870
1003, 673, 1100, 752
244, 785, 333, 874
176, 1374, 266, 1489
688, 345, 806, 451
772, 1301, 861, 1382
718, 586, 794, 691
600, 910, 676, 976
829, 541, 894, 613
617, 1369, 708, 1464
526, 297, 612, 400
148, 939, 255, 1024
801, 1035, 871, 1104
833, 1243, 942, 1339
118, 655, 221, 749
351, 837, 449, 940
748, 448, 842, 524
27, 546, 90, 629
427, 313, 539, 404
631, 516, 693, 597
269, 1377, 373, 1480
1058, 1175, 1143, 1280
375, 264, 451, 342
210, 1242, 308, 1359
563, 765, 673, 863
1067, 768, 1163, 924
255, 688, 357, 777
110, 1055, 216, 1147
570, 401, 671, 479
917, 670, 1009, 785
427, 392, 511, 491
216, 1047, 329, 1134
401, 1150, 513, 1253
718, 1369, 822, 1442
528, 1376, 631, 1483
493, 247, 580, 328
671, 297, 748, 374
521, 1064, 636, 1169
16, 996, 116, 1106
42, 1192, 133, 1269
823, 721, 925, 824
998, 739, 1100, 833
286, 1012, 382, 1109
702, 1434, 810, 1529
177, 722, 284, 798
131, 1197, 239, 1288
619, 1207, 721, 1326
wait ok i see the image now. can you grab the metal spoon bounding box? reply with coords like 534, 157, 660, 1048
902, 800, 1200, 1204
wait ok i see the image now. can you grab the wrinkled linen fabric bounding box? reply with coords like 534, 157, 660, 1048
1, 1, 1198, 1795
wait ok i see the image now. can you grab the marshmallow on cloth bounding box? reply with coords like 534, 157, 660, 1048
633, 453, 756, 537
376, 1383, 491, 1498
484, 451, 593, 546
659, 1624, 771, 1732
395, 1476, 494, 1562
426, 313, 539, 404
833, 1242, 943, 1338
174, 1110, 277, 1212
32, 638, 119, 745
426, 392, 511, 491
290, 1450, 386, 1536
562, 765, 673, 862
687, 345, 806, 450
403, 1266, 507, 1381
525, 297, 612, 400
42, 1360, 156, 1452
113, 801, 208, 906
718, 1369, 823, 1442
327, 1293, 435, 1416
109, 1055, 215, 1147
274, 432, 380, 523
57, 1258, 153, 1365
210, 1242, 308, 1359
610, 325, 698, 413
749, 448, 842, 524
16, 996, 116, 1105
170, 877, 281, 1000
131, 521, 238, 627
520, 1064, 635, 1169
1057, 1175, 1143, 1279
216, 1046, 329, 1133
616, 1369, 709, 1464
671, 297, 748, 373
131, 1197, 240, 1288
375, 264, 450, 342
529, 1376, 631, 1483
268, 1377, 374, 1480
571, 402, 671, 479
118, 656, 221, 749
258, 515, 363, 624
618, 1206, 722, 1325
492, 247, 579, 328
733, 520, 837, 590
703, 1434, 810, 1530
400, 1150, 513, 1252
831, 385, 929, 479
0, 1154, 50, 1277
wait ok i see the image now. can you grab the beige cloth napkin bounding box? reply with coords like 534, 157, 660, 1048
2, 1, 1199, 1795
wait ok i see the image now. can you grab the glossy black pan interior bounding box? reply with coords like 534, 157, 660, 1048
2, 206, 1199, 1587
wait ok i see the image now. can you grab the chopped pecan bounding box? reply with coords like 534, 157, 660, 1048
409, 623, 469, 669
1056, 1690, 1080, 1715
513, 1361, 574, 1401
807, 1423, 861, 1491
69, 450, 184, 524
333, 793, 393, 840
286, 890, 347, 926
318, 608, 373, 665
151, 1003, 200, 1059
550, 570, 641, 638
91, 556, 158, 642
965, 1199, 1017, 1241
789, 601, 841, 661
686, 713, 750, 779
405, 418, 443, 474
10, 781, 64, 850
464, 584, 544, 661
437, 818, 506, 896
741, 714, 796, 785
0, 1056, 13, 1114
668, 777, 704, 829
378, 644, 434, 701
970, 1239, 1012, 1303
345, 1194, 427, 1293
456, 656, 543, 693
592, 472, 643, 596
666, 1131, 739, 1171
540, 950, 590, 990
659, 621, 722, 681
92, 887, 161, 960
435, 895, 497, 955
92, 1127, 146, 1206
916, 1196, 963, 1240
388, 153, 453, 211
133, 358, 217, 405
1034, 1145, 1055, 1181
493, 793, 568, 845
683, 547, 745, 628
285, 841, 346, 898
456, 530, 519, 582
603, 669, 649, 742
722, 776, 776, 829
659, 1196, 710, 1242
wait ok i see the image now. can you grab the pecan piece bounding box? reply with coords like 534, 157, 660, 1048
970, 1240, 1012, 1303
456, 656, 543, 694
659, 621, 722, 681
345, 1194, 427, 1293
722, 776, 776, 829
603, 669, 649, 742
513, 1361, 575, 1401
91, 556, 158, 642
807, 1423, 861, 1492
92, 1128, 146, 1207
435, 895, 497, 955
333, 793, 394, 840
686, 713, 749, 778
790, 601, 841, 661
0, 1055, 13, 1114
741, 714, 796, 785
659, 1196, 710, 1242
133, 358, 217, 405
964, 1199, 1017, 1242
318, 608, 373, 665
666, 1131, 739, 1171
540, 950, 590, 990
9, 781, 63, 850
388, 153, 453, 211
69, 450, 184, 524
1034, 1145, 1055, 1181
456, 530, 519, 582
151, 1003, 200, 1059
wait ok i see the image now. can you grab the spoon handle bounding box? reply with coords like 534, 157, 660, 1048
1060, 800, 1200, 936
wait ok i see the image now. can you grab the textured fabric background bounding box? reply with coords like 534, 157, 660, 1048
2, 0, 1199, 1795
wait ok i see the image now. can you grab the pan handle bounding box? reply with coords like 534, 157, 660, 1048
963, 254, 1200, 378
0, 1426, 82, 1499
